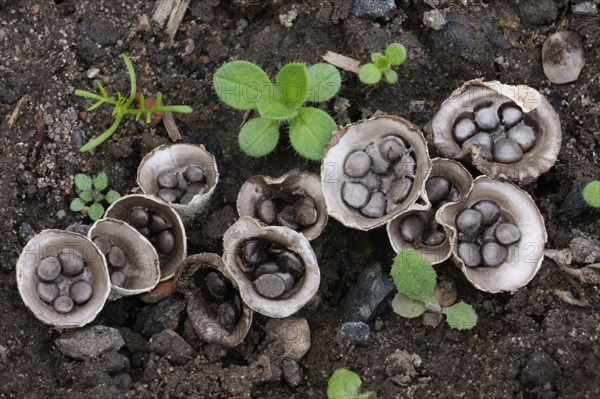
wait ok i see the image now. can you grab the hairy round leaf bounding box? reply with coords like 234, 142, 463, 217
88, 202, 105, 221
372, 53, 391, 70
306, 63, 341, 102
74, 174, 92, 191
93, 172, 108, 191
583, 181, 600, 208
277, 63, 308, 108
358, 64, 381, 85
327, 369, 375, 399
443, 301, 478, 330
289, 107, 337, 160
213, 61, 273, 110
257, 90, 299, 120
383, 69, 398, 84
239, 117, 280, 157
105, 190, 121, 204
70, 198, 86, 212
390, 250, 437, 305
385, 43, 407, 66
391, 293, 426, 318
79, 190, 93, 203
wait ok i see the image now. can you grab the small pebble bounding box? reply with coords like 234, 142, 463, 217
59, 252, 85, 277
400, 216, 425, 243
342, 182, 370, 208
295, 202, 318, 227
111, 271, 126, 287
361, 191, 386, 218
92, 236, 111, 255
495, 223, 521, 245
474, 107, 500, 130
481, 224, 498, 243
54, 296, 74, 313
277, 251, 304, 279
205, 271, 229, 299
365, 143, 391, 174
157, 230, 176, 255
507, 123, 536, 152
456, 209, 483, 234
422, 229, 446, 246
426, 177, 452, 204
458, 243, 481, 267
344, 151, 371, 178
129, 208, 150, 228
108, 246, 126, 268
254, 262, 281, 278
447, 186, 460, 202
463, 132, 493, 160
183, 165, 205, 183
157, 171, 178, 189
389, 178, 413, 205
244, 239, 267, 266
277, 205, 300, 230
501, 105, 523, 127
254, 273, 287, 298
257, 199, 277, 224
157, 188, 178, 203
186, 183, 207, 195
453, 117, 477, 142
394, 152, 416, 178
37, 257, 62, 281
36, 281, 59, 303
355, 171, 382, 192
481, 242, 508, 267
377, 136, 406, 161
472, 200, 501, 225
216, 302, 238, 328
70, 281, 93, 305
493, 138, 524, 163
149, 214, 171, 233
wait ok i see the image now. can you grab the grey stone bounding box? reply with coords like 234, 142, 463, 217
18, 223, 35, 245
520, 351, 561, 389
542, 31, 585, 84
140, 294, 186, 337
352, 0, 395, 19
76, 16, 121, 47
517, 0, 558, 25
93, 351, 130, 374
339, 321, 371, 344
265, 317, 311, 361
561, 178, 592, 218
431, 13, 493, 64
282, 358, 303, 387
118, 328, 149, 354
572, 1, 598, 15
149, 329, 195, 365
343, 263, 395, 323
56, 325, 125, 361
569, 237, 600, 264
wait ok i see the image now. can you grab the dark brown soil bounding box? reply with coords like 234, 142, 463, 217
1, 0, 599, 398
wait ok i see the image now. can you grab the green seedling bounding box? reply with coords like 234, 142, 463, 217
327, 369, 376, 399
69, 172, 121, 221
358, 43, 407, 85
75, 54, 193, 152
582, 180, 600, 208
390, 250, 477, 330
213, 61, 341, 160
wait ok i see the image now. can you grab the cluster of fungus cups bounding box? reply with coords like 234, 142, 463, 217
88, 218, 160, 299
237, 170, 328, 240
222, 217, 320, 318
387, 158, 473, 264
137, 143, 219, 223
17, 230, 110, 328
321, 115, 432, 230
174, 253, 252, 347
106, 194, 187, 281
432, 80, 561, 185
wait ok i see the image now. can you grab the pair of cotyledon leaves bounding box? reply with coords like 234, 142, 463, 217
70, 173, 121, 221
213, 61, 341, 160
390, 250, 478, 330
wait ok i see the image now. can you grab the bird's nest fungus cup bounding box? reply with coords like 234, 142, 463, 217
88, 218, 160, 300
431, 79, 561, 185
387, 158, 473, 265
137, 143, 219, 223
321, 114, 433, 231
105, 194, 187, 281
437, 176, 547, 292
223, 217, 320, 318
16, 230, 110, 328
174, 253, 253, 348
237, 169, 328, 241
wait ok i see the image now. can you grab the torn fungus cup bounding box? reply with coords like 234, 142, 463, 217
387, 158, 473, 264
431, 79, 561, 185
321, 115, 432, 231
174, 253, 252, 347
16, 230, 110, 328
236, 169, 328, 241
105, 194, 187, 281
222, 217, 319, 318
137, 143, 219, 223
437, 176, 547, 292
88, 218, 160, 300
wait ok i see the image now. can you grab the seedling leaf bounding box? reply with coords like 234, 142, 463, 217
383, 69, 398, 84
385, 43, 407, 66
373, 53, 391, 70
105, 190, 121, 204
582, 181, 600, 208
74, 174, 93, 191
70, 198, 86, 212
79, 190, 93, 203
93, 172, 108, 191
289, 107, 337, 160
239, 117, 280, 157
257, 90, 299, 120
443, 301, 478, 330
277, 63, 308, 108
358, 64, 381, 85
306, 63, 341, 103
88, 202, 105, 221
390, 250, 438, 305
213, 60, 273, 110
327, 369, 376, 399
391, 293, 427, 318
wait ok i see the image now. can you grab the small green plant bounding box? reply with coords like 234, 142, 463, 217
497, 18, 506, 29
213, 60, 341, 160
390, 250, 477, 330
327, 369, 376, 399
582, 180, 600, 208
75, 54, 193, 152
69, 172, 121, 221
358, 43, 406, 85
